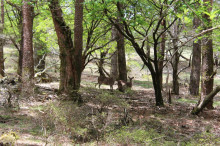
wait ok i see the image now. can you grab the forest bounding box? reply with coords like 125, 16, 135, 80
0, 0, 219, 145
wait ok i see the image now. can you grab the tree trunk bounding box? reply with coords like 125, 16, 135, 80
49, 0, 84, 102
21, 0, 34, 96
49, 0, 74, 93
172, 46, 179, 95
172, 20, 179, 95
18, 11, 23, 81
189, 7, 201, 96
117, 31, 127, 81
110, 51, 118, 80
200, 0, 214, 109
73, 0, 84, 91
152, 72, 164, 106
158, 19, 166, 89
117, 8, 127, 82
191, 86, 220, 115
110, 25, 118, 80
0, 0, 4, 77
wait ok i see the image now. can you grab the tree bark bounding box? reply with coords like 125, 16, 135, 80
189, 3, 201, 96
117, 4, 127, 82
49, 0, 74, 93
73, 0, 84, 91
158, 19, 166, 89
110, 51, 118, 80
172, 20, 179, 95
0, 0, 4, 77
21, 0, 34, 96
49, 0, 84, 102
17, 11, 23, 81
110, 26, 118, 80
152, 72, 164, 106
191, 86, 220, 115
200, 0, 214, 109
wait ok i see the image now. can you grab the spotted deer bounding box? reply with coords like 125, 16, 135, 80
97, 75, 115, 90
118, 76, 134, 92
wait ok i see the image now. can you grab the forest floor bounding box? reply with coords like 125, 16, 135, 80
0, 72, 220, 146
0, 48, 220, 145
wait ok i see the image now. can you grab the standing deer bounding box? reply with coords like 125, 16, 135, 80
97, 75, 115, 90
118, 76, 134, 92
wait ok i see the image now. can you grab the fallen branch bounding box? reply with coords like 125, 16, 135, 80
191, 86, 220, 115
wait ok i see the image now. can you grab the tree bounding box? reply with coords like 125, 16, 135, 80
50, 0, 112, 101
171, 19, 180, 95
189, 2, 201, 96
49, 0, 77, 96
200, 0, 214, 109
100, 0, 179, 106
0, 0, 4, 77
21, 0, 34, 96
158, 19, 166, 89
5, 1, 23, 80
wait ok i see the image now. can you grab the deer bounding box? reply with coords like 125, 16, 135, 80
97, 75, 115, 90
118, 76, 134, 92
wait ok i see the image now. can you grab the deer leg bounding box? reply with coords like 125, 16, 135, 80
110, 85, 113, 91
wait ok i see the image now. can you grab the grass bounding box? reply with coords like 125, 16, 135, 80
133, 80, 153, 88
176, 98, 198, 104
176, 97, 220, 107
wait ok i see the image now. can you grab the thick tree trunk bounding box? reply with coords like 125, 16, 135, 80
21, 0, 34, 96
73, 0, 84, 91
191, 86, 220, 115
117, 31, 127, 81
117, 10, 127, 82
172, 20, 179, 95
49, 0, 74, 93
152, 72, 164, 106
0, 0, 4, 77
189, 16, 201, 96
110, 26, 118, 80
201, 0, 214, 109
49, 0, 84, 102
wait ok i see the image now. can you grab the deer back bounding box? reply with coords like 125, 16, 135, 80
98, 76, 115, 85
